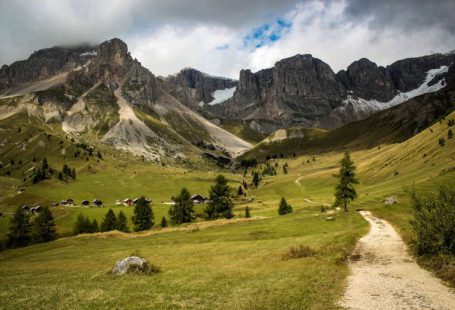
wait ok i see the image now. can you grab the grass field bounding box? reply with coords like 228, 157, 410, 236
0, 109, 454, 308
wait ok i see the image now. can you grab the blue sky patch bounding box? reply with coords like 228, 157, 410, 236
243, 18, 292, 49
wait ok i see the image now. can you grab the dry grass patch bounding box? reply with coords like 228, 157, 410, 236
282, 245, 318, 260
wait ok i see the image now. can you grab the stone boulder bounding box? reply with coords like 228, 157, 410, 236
384, 196, 399, 205
110, 256, 159, 275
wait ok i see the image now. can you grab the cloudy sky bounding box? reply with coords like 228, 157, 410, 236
1, 0, 454, 78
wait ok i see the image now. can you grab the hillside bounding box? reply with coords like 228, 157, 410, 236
242, 80, 455, 161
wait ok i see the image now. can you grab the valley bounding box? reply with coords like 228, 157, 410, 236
0, 35, 454, 309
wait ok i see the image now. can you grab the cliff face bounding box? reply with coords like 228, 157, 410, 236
207, 52, 455, 132
0, 45, 96, 94
162, 68, 237, 109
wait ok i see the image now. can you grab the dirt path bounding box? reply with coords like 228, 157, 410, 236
340, 211, 455, 310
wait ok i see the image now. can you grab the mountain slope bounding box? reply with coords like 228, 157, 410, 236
242, 80, 455, 161
0, 38, 252, 164
207, 52, 455, 133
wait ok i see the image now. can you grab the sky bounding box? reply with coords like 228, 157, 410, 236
0, 0, 454, 79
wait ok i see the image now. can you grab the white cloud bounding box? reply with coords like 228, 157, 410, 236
1, 0, 454, 79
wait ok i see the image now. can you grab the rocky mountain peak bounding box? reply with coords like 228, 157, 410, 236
341, 57, 396, 101
162, 66, 237, 108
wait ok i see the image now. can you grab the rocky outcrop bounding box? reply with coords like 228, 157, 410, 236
208, 52, 455, 133
162, 68, 237, 109
386, 53, 455, 92
0, 45, 96, 94
337, 58, 395, 101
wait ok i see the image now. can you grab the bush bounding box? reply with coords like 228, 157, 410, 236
282, 245, 317, 260
410, 186, 455, 255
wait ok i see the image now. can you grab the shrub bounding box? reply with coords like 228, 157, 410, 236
410, 186, 455, 255
282, 245, 317, 260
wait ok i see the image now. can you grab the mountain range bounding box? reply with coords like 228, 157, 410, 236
0, 38, 454, 163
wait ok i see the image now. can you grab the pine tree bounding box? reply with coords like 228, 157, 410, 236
204, 175, 234, 219
42, 158, 48, 170
448, 129, 453, 139
31, 206, 56, 243
97, 151, 102, 159
73, 214, 92, 235
334, 151, 359, 211
160, 216, 168, 228
169, 187, 194, 225
91, 219, 99, 232
71, 168, 76, 179
101, 209, 118, 232
117, 211, 128, 232
283, 164, 288, 174
58, 171, 63, 180
252, 171, 261, 187
237, 185, 244, 196
278, 197, 293, 215
132, 197, 154, 231
7, 206, 31, 248
245, 206, 251, 218
439, 137, 446, 146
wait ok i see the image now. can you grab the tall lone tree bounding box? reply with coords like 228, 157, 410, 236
7, 206, 31, 248
334, 151, 359, 211
132, 197, 154, 231
205, 175, 234, 219
169, 187, 194, 225
101, 209, 118, 232
117, 210, 129, 232
31, 206, 56, 243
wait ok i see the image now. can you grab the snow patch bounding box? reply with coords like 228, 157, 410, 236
207, 87, 236, 105
340, 65, 450, 112
80, 51, 97, 57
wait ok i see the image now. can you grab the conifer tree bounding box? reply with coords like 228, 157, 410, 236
448, 129, 453, 139
91, 219, 99, 232
283, 163, 288, 174
237, 185, 244, 196
42, 157, 48, 170
169, 187, 194, 225
252, 171, 261, 187
334, 151, 359, 211
117, 210, 128, 232
245, 206, 251, 218
31, 206, 56, 243
160, 216, 168, 228
278, 197, 293, 215
132, 197, 154, 231
7, 206, 31, 248
101, 209, 118, 232
204, 175, 234, 219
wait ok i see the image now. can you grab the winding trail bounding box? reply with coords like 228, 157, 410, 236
340, 211, 455, 310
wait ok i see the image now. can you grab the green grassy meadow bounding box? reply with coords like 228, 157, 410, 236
0, 110, 454, 308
